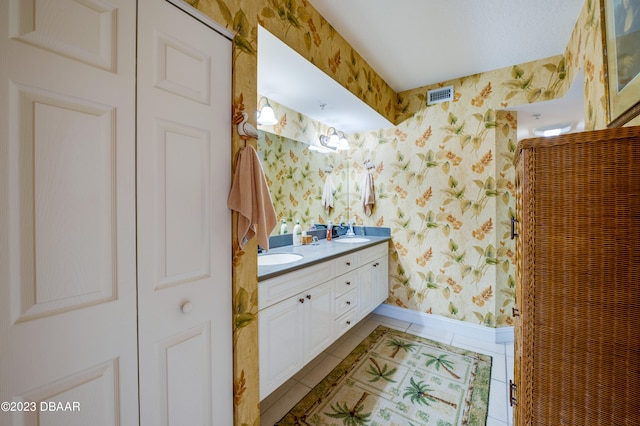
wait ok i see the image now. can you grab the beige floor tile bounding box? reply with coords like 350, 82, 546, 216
260, 377, 296, 413
292, 352, 328, 381
298, 353, 342, 388
324, 331, 363, 358
260, 382, 311, 425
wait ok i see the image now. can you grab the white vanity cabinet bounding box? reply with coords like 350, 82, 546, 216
259, 241, 389, 400
258, 262, 332, 399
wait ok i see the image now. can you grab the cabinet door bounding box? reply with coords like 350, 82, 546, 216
358, 261, 376, 319
359, 255, 389, 320
259, 296, 304, 400
303, 280, 335, 361
374, 255, 389, 305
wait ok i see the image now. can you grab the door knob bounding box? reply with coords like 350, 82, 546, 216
181, 301, 193, 313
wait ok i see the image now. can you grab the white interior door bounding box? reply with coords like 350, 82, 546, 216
0, 1, 138, 425
136, 1, 233, 424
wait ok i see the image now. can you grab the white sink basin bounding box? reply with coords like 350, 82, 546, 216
334, 237, 370, 244
258, 253, 303, 266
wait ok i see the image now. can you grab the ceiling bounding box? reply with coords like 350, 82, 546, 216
257, 0, 586, 137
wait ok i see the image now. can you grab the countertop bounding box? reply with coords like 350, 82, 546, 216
258, 235, 391, 281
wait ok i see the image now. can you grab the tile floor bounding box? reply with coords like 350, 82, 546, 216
260, 312, 514, 425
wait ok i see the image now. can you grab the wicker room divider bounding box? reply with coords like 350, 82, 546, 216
511, 126, 639, 425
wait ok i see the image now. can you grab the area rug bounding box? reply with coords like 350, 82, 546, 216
276, 325, 492, 425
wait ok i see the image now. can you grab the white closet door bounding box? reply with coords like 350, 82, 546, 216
136, 1, 233, 425
0, 1, 138, 425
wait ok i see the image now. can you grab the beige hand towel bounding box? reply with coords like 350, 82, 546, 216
361, 171, 375, 216
227, 145, 277, 250
322, 174, 336, 211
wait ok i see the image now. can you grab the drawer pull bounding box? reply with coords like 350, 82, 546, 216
512, 307, 520, 317
306, 294, 311, 300
510, 217, 519, 240
346, 320, 351, 325
346, 261, 351, 266
299, 298, 305, 303
346, 281, 351, 286
509, 380, 518, 406
346, 301, 351, 305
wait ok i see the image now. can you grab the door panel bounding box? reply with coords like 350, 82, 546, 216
259, 297, 304, 400
137, 1, 233, 424
0, 0, 138, 424
304, 281, 334, 361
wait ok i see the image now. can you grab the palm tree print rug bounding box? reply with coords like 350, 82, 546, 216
276, 326, 492, 425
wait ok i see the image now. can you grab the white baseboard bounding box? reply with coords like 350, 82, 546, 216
373, 304, 514, 344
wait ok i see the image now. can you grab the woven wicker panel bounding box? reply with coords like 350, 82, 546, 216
513, 126, 640, 425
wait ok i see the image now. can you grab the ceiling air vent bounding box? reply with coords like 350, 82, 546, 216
427, 85, 454, 105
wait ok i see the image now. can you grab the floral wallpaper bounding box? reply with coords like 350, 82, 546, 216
187, 0, 609, 424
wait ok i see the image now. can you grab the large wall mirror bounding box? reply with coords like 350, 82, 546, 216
257, 129, 349, 235
256, 25, 392, 235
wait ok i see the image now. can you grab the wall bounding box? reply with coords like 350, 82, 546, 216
189, 0, 609, 424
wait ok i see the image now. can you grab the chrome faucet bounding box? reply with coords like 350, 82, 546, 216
346, 219, 355, 237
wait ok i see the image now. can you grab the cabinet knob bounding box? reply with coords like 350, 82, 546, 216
181, 301, 193, 313
306, 294, 311, 300
373, 262, 379, 267
346, 301, 351, 305
346, 261, 351, 266
346, 320, 351, 325
346, 281, 351, 286
299, 298, 305, 303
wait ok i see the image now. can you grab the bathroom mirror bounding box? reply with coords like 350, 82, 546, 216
256, 25, 393, 235
257, 130, 349, 235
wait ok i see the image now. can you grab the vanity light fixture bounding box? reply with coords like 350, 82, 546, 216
318, 127, 342, 150
327, 127, 340, 147
533, 123, 572, 137
317, 134, 338, 152
336, 131, 350, 151
256, 97, 278, 125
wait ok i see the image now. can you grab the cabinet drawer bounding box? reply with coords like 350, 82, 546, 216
334, 271, 356, 297
335, 289, 357, 317
359, 242, 388, 264
259, 261, 332, 309
334, 252, 359, 277
334, 309, 357, 338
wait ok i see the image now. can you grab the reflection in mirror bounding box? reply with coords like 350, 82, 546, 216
258, 130, 349, 235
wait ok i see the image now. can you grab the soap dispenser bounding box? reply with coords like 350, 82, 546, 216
280, 220, 288, 235
292, 220, 302, 246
